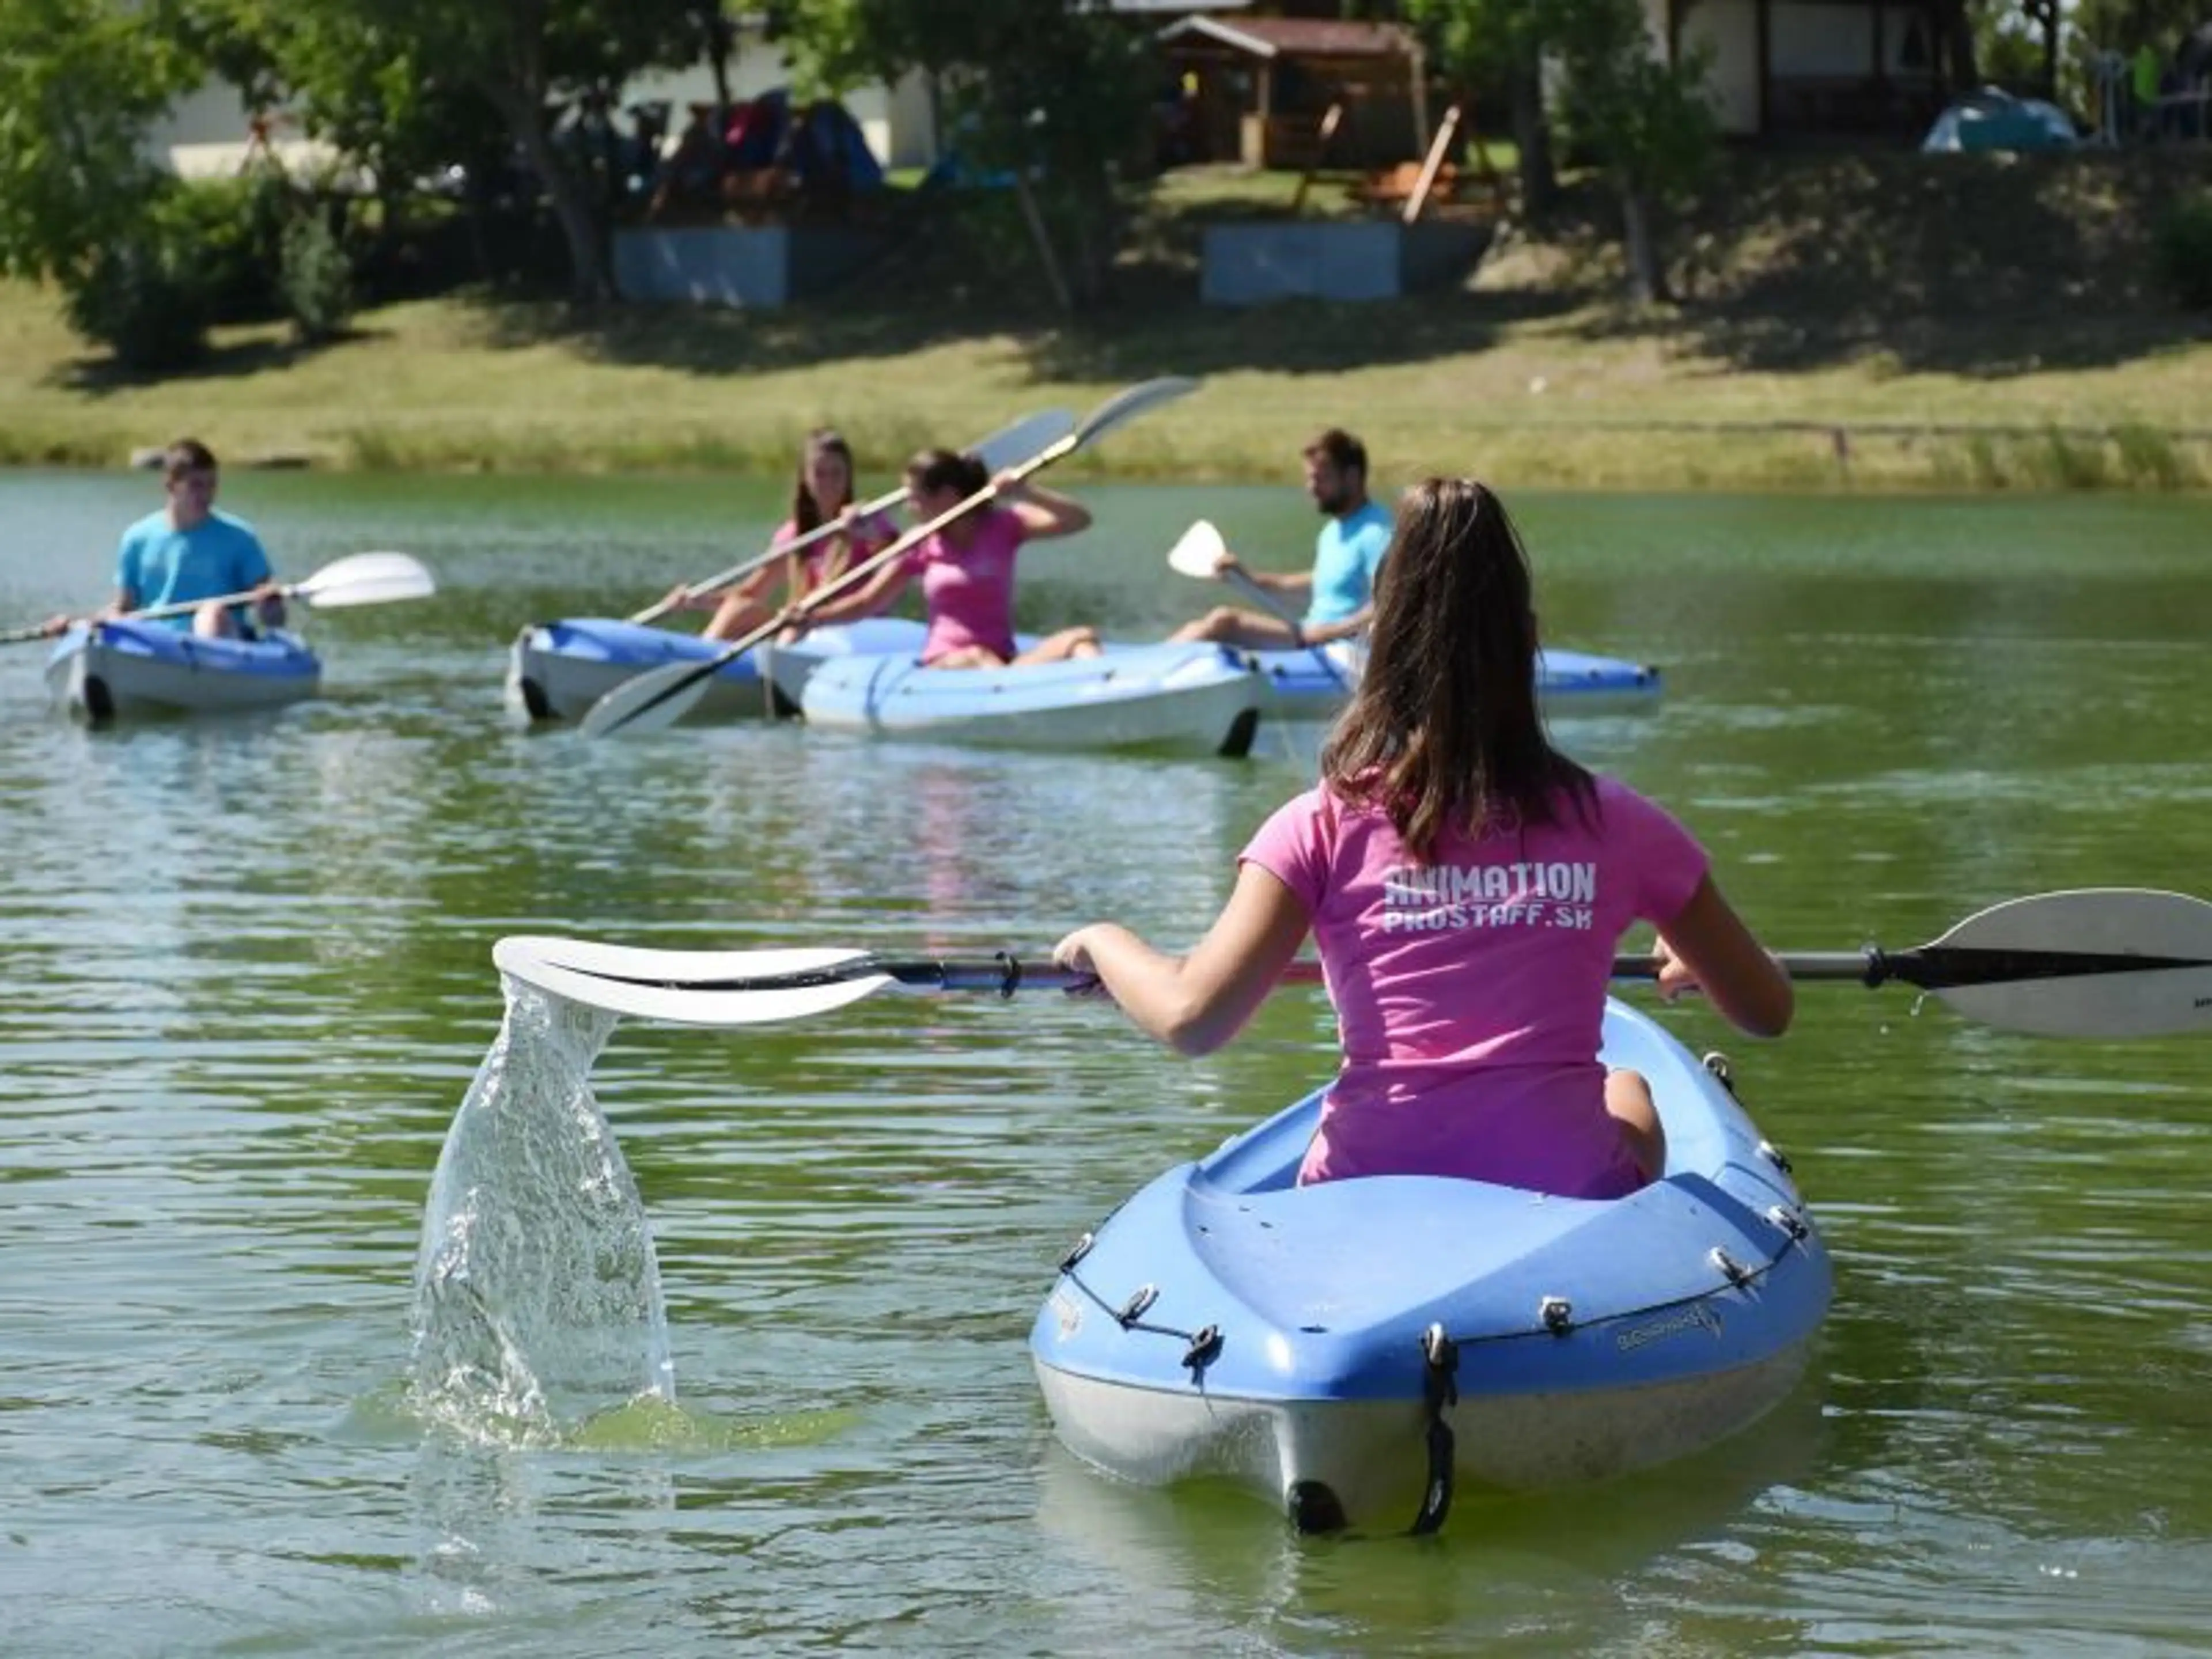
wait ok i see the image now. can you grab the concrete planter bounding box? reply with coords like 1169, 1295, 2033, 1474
612, 225, 889, 308
1199, 220, 1490, 306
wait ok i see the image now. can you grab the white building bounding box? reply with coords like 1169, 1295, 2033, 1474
1655, 0, 1949, 138
143, 18, 939, 181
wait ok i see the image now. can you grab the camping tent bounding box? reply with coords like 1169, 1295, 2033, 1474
724, 90, 884, 189
1922, 87, 2078, 152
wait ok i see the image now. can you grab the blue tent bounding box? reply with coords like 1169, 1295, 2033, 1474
1922, 88, 2078, 153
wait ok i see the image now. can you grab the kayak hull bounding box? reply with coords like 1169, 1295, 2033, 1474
1253, 643, 1664, 721
1029, 999, 1830, 1529
797, 642, 1267, 757
505, 616, 927, 724
44, 620, 320, 722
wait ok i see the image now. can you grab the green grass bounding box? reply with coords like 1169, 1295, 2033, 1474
3, 153, 2206, 492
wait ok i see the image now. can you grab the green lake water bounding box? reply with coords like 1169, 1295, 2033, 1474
2, 468, 2210, 1655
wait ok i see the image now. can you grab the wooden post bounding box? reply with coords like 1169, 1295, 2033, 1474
1402, 102, 1462, 225
1289, 103, 1344, 215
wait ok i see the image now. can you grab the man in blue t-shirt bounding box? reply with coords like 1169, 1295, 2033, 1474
1170, 428, 1393, 649
44, 438, 283, 639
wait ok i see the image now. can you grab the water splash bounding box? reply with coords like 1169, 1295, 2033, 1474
408, 978, 674, 1440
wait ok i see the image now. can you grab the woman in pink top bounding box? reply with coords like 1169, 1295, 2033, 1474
809, 448, 1102, 668
661, 428, 896, 641
1054, 478, 1793, 1196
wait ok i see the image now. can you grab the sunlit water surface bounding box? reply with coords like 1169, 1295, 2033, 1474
2, 470, 2209, 1654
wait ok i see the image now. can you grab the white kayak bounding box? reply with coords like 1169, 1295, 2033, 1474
1252, 642, 1665, 721
45, 619, 320, 723
796, 641, 1267, 756
506, 616, 927, 724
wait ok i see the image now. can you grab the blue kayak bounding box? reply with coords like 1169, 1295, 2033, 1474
505, 616, 927, 724
794, 641, 1267, 757
45, 619, 320, 723
1252, 642, 1664, 721
1030, 998, 1830, 1531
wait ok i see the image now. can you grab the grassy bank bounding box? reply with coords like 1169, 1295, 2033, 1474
3, 153, 2207, 492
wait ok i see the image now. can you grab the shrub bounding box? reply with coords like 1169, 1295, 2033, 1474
153, 171, 292, 323
2156, 192, 2212, 310
280, 207, 357, 342
61, 234, 212, 373
2112, 421, 2197, 490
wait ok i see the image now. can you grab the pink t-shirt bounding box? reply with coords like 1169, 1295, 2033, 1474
1240, 775, 1709, 1196
772, 510, 897, 592
902, 507, 1025, 665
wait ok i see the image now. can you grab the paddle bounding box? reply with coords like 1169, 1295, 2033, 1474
580, 376, 1201, 740
489, 888, 2212, 1040
5, 550, 437, 643
626, 410, 1078, 626
1165, 518, 1354, 692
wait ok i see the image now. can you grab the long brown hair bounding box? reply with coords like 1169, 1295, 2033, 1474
791, 428, 858, 590
791, 428, 856, 535
1320, 478, 1594, 859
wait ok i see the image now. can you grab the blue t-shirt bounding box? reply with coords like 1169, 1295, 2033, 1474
1305, 499, 1393, 627
115, 509, 273, 626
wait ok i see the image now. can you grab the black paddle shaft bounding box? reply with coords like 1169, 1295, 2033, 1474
1609, 945, 2212, 991
546, 955, 1092, 998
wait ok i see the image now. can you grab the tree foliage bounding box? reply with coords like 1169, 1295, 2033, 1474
0, 0, 203, 285
1551, 0, 1718, 302
771, 0, 1154, 310
1403, 0, 1558, 211
190, 0, 704, 301
1406, 0, 1716, 301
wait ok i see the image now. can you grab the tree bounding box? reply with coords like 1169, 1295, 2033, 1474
1548, 0, 1718, 304
1928, 0, 1982, 93
192, 0, 704, 303
1403, 0, 1559, 215
772, 0, 1153, 310
0, 0, 202, 287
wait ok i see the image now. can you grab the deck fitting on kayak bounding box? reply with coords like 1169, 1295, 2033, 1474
1115, 1285, 1158, 1325
1702, 1050, 1737, 1094
1540, 1296, 1575, 1334
1710, 1248, 1754, 1287
1767, 1206, 1810, 1243
1758, 1138, 1794, 1175
1058, 1232, 1093, 1274
1181, 1325, 1222, 1374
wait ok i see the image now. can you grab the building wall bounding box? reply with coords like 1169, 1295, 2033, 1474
1771, 2, 1933, 77
1645, 0, 1937, 137
143, 39, 938, 180
1680, 0, 1763, 134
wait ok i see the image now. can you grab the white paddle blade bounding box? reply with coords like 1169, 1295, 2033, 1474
1930, 888, 2212, 1039
294, 551, 437, 608
1166, 520, 1229, 580
578, 661, 714, 738
972, 410, 1077, 473
493, 936, 891, 1025
1072, 376, 1199, 451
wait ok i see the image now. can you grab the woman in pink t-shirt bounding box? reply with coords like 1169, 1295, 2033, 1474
1054, 478, 1793, 1198
808, 448, 1103, 668
660, 428, 897, 642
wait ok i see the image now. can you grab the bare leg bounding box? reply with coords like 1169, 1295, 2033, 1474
1169, 607, 1305, 649
1603, 1067, 1666, 1184
1014, 626, 1101, 665
192, 601, 237, 639
699, 572, 782, 642
926, 645, 1011, 671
